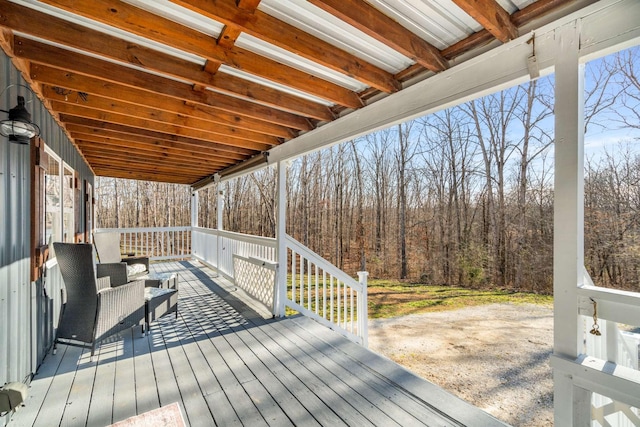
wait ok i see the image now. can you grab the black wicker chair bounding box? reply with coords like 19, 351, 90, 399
53, 242, 145, 358
93, 232, 149, 286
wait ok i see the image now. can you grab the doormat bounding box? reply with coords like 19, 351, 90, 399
109, 402, 185, 427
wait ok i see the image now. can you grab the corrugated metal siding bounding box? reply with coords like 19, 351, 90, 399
0, 50, 93, 426
0, 57, 33, 427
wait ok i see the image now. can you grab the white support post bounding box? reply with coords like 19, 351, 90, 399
553, 21, 591, 425
357, 271, 368, 347
216, 182, 224, 277
191, 191, 198, 260
191, 191, 198, 228
275, 160, 287, 317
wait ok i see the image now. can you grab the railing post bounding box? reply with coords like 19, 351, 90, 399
357, 271, 368, 347
191, 191, 198, 259
191, 191, 198, 228
216, 182, 224, 276
275, 160, 287, 317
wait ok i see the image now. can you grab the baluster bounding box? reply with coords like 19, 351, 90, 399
350, 287, 354, 333
291, 250, 297, 305
343, 282, 347, 329
300, 254, 305, 308
315, 265, 319, 315
330, 276, 334, 323
322, 271, 327, 320
336, 279, 341, 327
307, 259, 312, 311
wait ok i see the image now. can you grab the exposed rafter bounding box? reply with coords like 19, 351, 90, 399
451, 0, 518, 42
307, 0, 449, 72
171, 0, 400, 93
0, 0, 596, 184
37, 0, 365, 108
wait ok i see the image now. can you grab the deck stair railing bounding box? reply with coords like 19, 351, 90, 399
284, 235, 368, 346
191, 227, 368, 345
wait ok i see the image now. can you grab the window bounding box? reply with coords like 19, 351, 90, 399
85, 181, 93, 243
44, 148, 76, 244
63, 164, 74, 242
44, 150, 61, 244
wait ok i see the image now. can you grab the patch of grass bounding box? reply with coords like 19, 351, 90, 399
367, 281, 552, 319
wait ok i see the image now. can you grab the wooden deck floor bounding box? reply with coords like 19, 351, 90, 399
9, 261, 506, 427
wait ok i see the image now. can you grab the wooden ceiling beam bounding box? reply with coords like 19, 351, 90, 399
80, 149, 224, 172
75, 138, 236, 166
59, 117, 267, 154
237, 0, 262, 11
52, 101, 278, 148
66, 125, 254, 157
78, 150, 229, 173
38, 0, 365, 108
86, 154, 212, 172
16, 38, 330, 127
438, 0, 578, 62
67, 127, 251, 159
39, 84, 299, 138
43, 89, 293, 139
45, 94, 291, 141
217, 26, 242, 49
30, 64, 312, 131
451, 0, 518, 42
89, 160, 207, 179
93, 168, 198, 184
60, 113, 272, 152
0, 1, 331, 121
512, 0, 576, 26
307, 0, 448, 73
171, 0, 399, 94
73, 133, 240, 162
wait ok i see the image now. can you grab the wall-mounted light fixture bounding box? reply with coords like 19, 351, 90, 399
0, 84, 41, 145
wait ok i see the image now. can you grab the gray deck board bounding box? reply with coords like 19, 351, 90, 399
159, 313, 215, 427
280, 318, 453, 426
32, 345, 83, 427
132, 328, 159, 415
145, 326, 183, 414
86, 341, 118, 427
10, 261, 507, 427
276, 319, 424, 427
112, 329, 137, 423
9, 344, 66, 427
59, 349, 96, 426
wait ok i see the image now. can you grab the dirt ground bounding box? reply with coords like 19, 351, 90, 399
368, 303, 554, 427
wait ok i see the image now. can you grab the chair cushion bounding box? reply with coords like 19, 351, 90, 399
127, 263, 147, 277
94, 232, 123, 263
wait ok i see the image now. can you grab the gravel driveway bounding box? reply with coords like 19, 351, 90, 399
368, 303, 554, 427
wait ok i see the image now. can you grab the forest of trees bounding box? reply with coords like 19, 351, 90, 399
96, 47, 640, 294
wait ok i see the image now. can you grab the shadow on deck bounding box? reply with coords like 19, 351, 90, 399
9, 261, 507, 427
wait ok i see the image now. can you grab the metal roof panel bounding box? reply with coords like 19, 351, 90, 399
259, 0, 414, 74
365, 0, 482, 49
235, 33, 369, 93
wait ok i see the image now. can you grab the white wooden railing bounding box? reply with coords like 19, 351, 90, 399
191, 227, 277, 278
574, 269, 640, 426
95, 227, 192, 260
106, 226, 368, 346
285, 235, 368, 346
192, 228, 368, 345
